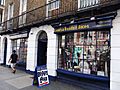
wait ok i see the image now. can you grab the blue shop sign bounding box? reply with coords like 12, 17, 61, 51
54, 19, 112, 33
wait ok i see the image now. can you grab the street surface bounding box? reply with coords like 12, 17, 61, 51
0, 65, 86, 90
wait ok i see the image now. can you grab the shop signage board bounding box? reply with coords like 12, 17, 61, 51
33, 65, 49, 87
54, 19, 112, 33
9, 31, 28, 39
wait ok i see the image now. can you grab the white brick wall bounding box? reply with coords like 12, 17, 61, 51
0, 36, 1, 63
0, 35, 11, 65
111, 9, 120, 90
27, 25, 58, 76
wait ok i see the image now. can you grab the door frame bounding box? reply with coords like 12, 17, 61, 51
3, 37, 7, 65
37, 31, 48, 66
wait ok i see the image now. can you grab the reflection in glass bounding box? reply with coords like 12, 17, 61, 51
12, 38, 28, 67
58, 30, 110, 77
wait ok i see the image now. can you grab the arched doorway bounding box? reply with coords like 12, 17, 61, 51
3, 38, 7, 65
37, 31, 48, 66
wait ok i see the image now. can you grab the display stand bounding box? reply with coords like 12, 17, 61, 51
33, 65, 49, 87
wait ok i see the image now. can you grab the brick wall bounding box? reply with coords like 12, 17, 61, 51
4, 0, 46, 29
26, 0, 46, 24
4, 0, 19, 21
4, 0, 78, 29
3, 0, 19, 30
49, 0, 77, 17
27, 0, 46, 11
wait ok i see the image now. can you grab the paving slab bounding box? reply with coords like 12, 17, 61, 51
5, 75, 33, 89
0, 65, 86, 90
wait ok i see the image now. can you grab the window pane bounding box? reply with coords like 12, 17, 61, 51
12, 38, 28, 67
58, 30, 110, 77
48, 0, 60, 11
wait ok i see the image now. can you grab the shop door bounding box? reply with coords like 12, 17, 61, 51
3, 38, 7, 65
37, 31, 47, 66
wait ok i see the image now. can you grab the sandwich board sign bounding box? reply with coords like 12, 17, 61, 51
33, 65, 49, 87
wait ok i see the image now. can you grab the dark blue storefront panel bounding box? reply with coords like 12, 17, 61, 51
57, 69, 110, 90
53, 13, 117, 90
54, 19, 112, 34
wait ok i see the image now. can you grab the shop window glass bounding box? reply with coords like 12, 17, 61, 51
12, 38, 28, 67
58, 30, 110, 77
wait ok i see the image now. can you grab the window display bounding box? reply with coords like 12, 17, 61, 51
58, 30, 110, 77
12, 38, 28, 67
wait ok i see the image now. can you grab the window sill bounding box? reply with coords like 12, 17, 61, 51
57, 69, 109, 81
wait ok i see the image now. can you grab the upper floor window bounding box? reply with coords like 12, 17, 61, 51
7, 3, 14, 29
0, 0, 4, 5
19, 0, 27, 25
48, 0, 60, 11
7, 3, 14, 20
0, 12, 2, 23
78, 0, 99, 9
19, 0, 27, 15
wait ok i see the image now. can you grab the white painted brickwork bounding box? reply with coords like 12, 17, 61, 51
0, 36, 11, 65
111, 10, 120, 90
27, 25, 57, 76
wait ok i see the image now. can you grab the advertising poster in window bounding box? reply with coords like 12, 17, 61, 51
73, 46, 83, 65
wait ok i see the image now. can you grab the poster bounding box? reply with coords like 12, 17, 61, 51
73, 46, 83, 64
33, 65, 49, 87
37, 65, 49, 87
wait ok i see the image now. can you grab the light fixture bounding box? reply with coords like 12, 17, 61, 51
70, 20, 74, 24
90, 17, 95, 20
59, 23, 62, 26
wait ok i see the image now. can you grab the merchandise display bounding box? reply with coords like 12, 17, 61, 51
12, 38, 28, 67
58, 30, 110, 77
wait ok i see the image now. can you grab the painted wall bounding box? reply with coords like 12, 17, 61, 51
0, 36, 1, 63
0, 35, 11, 65
111, 10, 120, 90
27, 25, 58, 76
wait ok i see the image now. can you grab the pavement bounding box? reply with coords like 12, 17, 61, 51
0, 65, 86, 90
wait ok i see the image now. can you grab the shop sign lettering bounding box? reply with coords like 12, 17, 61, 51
54, 19, 112, 33
55, 24, 89, 33
78, 25, 89, 29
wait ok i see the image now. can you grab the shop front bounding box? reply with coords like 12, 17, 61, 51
9, 33, 28, 69
26, 25, 57, 77
54, 13, 115, 89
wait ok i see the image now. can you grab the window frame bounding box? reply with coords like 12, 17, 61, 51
57, 30, 110, 77
48, 0, 60, 11
19, 0, 27, 15
0, 0, 5, 5
78, 0, 99, 9
11, 38, 28, 63
19, 0, 27, 25
7, 3, 14, 20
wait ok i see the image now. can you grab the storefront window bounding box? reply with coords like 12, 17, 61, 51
58, 30, 110, 77
12, 38, 28, 67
